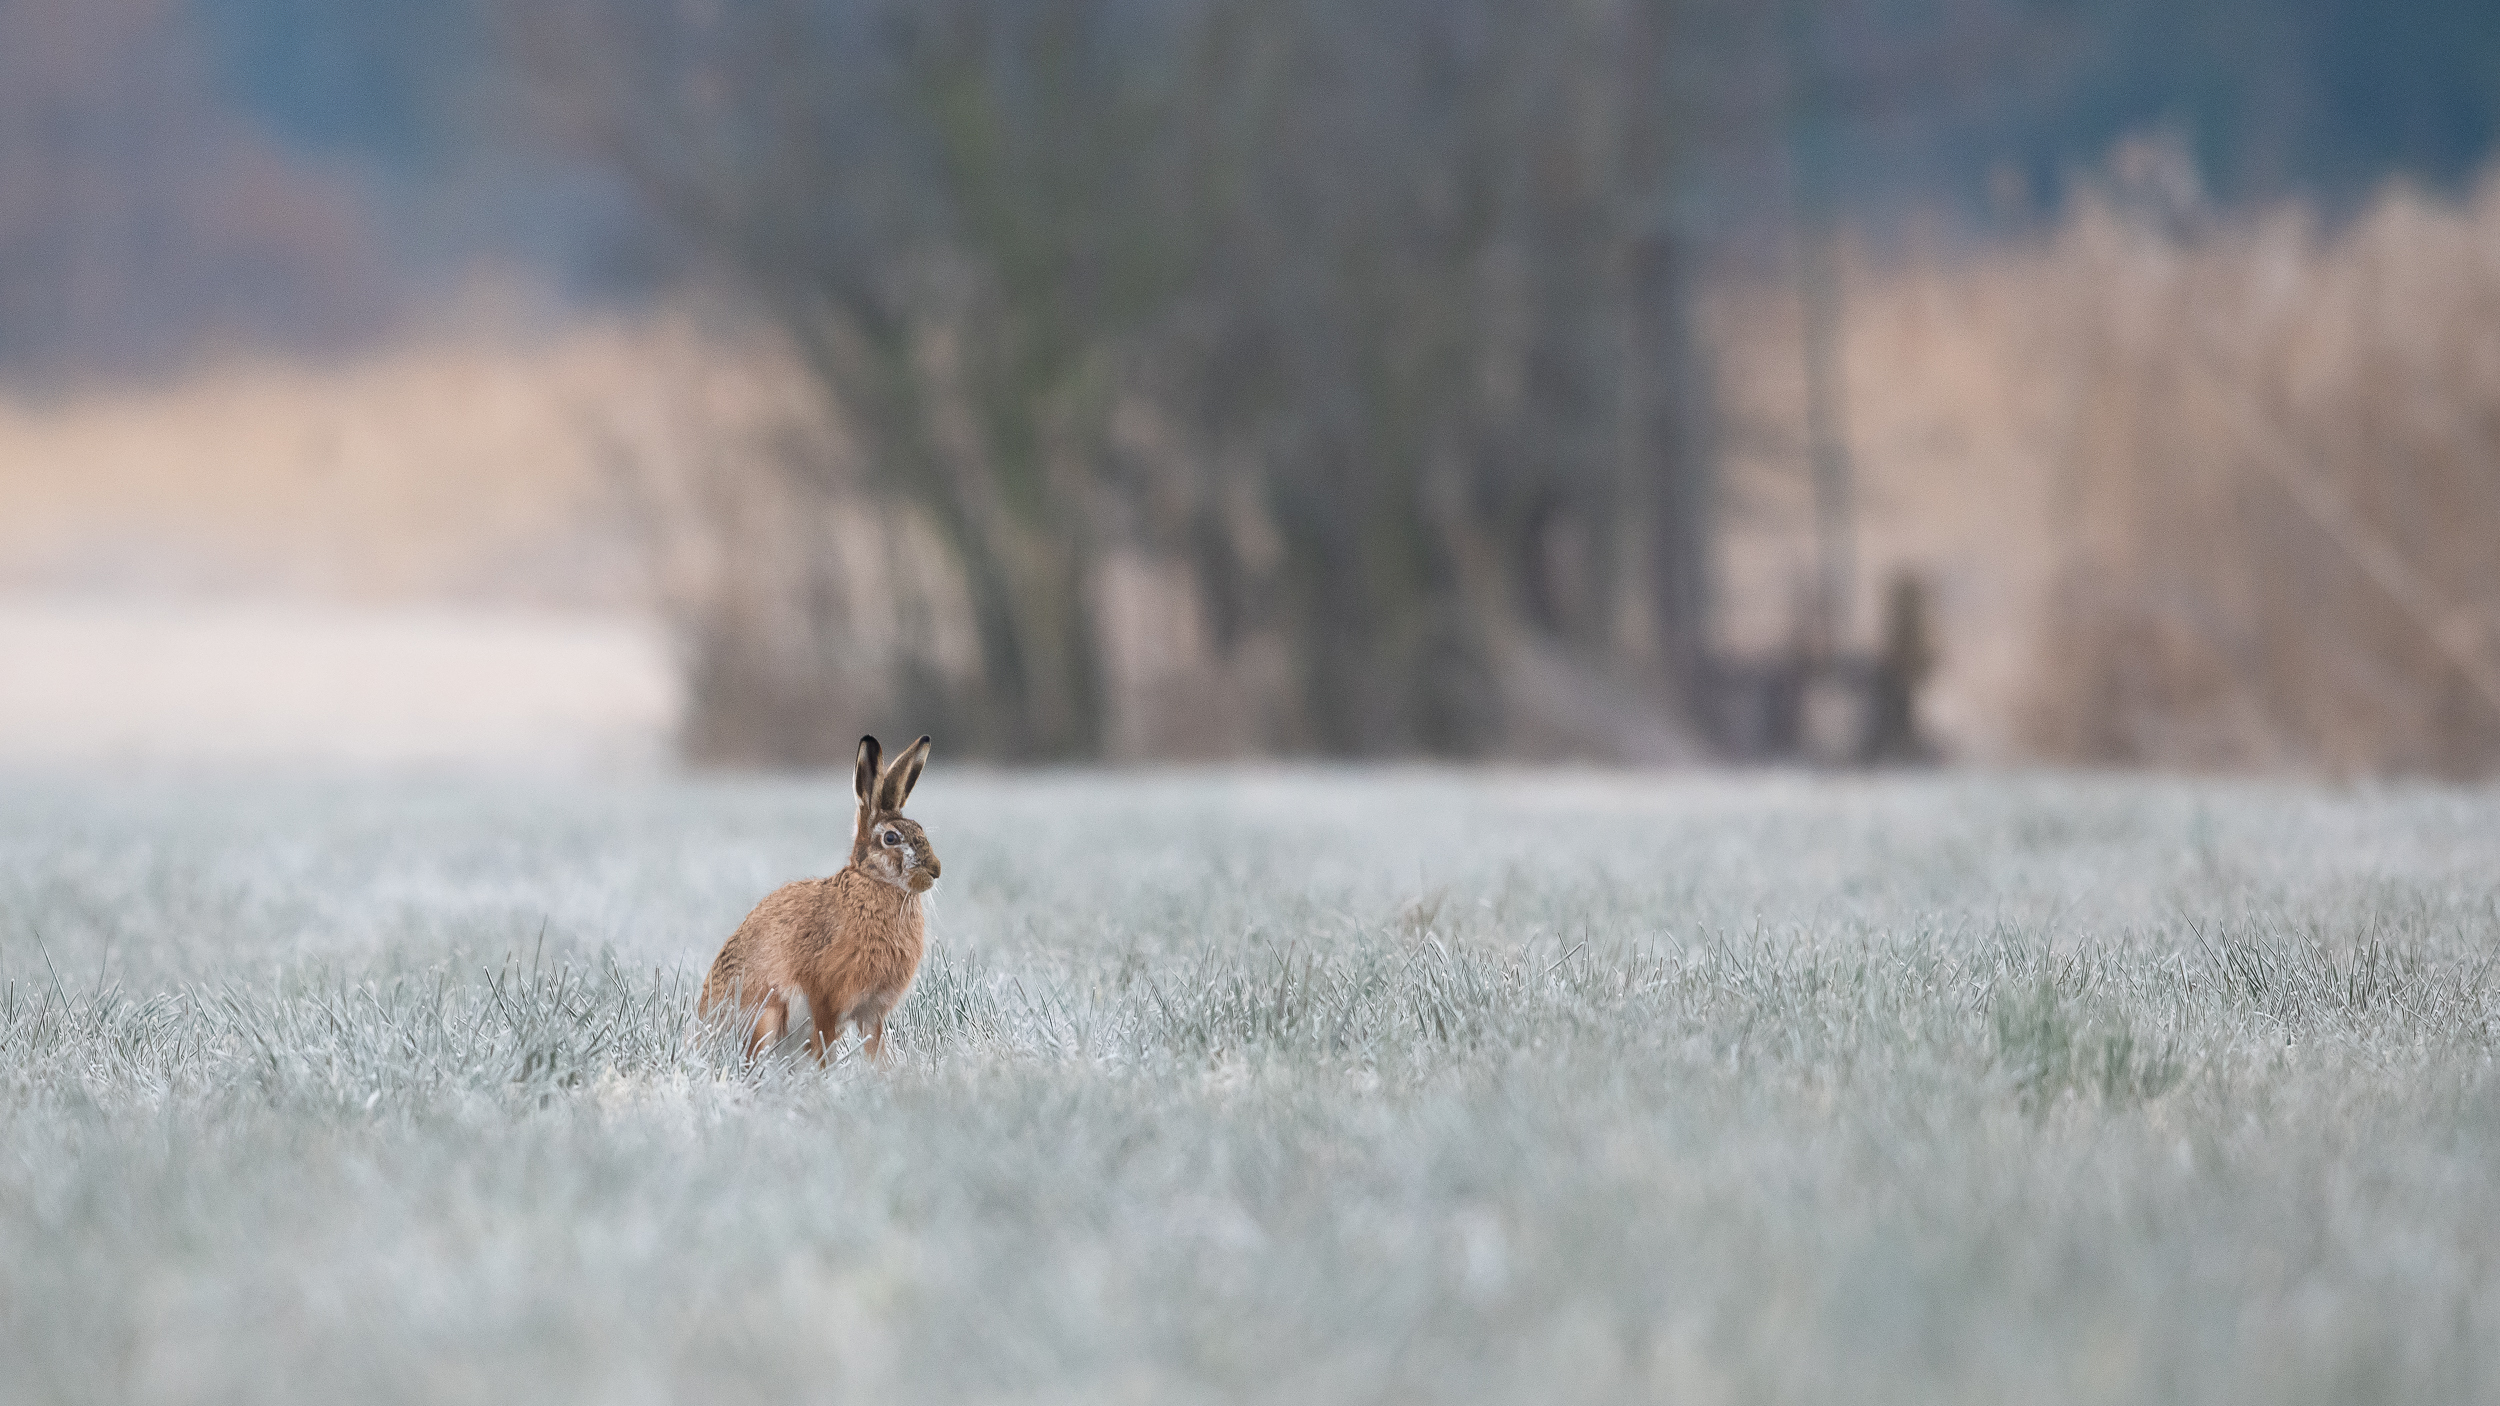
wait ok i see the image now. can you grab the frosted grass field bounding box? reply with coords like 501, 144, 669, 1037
3, 768, 2497, 1403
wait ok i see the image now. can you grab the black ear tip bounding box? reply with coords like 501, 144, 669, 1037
917, 735, 932, 748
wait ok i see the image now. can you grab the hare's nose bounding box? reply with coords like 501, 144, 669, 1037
924, 856, 941, 878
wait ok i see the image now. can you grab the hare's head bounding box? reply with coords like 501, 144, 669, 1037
851, 734, 940, 892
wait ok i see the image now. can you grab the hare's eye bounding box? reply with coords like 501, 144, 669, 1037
881, 830, 902, 846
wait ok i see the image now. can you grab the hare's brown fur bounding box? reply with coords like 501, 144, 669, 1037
700, 734, 938, 1063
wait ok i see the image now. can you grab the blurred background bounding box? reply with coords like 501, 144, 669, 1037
3, 0, 2497, 774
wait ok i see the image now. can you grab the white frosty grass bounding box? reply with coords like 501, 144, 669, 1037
3, 769, 2497, 1403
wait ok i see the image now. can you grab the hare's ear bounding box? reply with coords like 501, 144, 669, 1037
853, 736, 883, 808
878, 735, 932, 812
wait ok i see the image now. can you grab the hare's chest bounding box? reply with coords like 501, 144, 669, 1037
805, 878, 922, 982
860, 901, 925, 984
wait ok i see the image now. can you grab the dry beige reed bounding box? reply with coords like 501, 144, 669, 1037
1713, 157, 2500, 775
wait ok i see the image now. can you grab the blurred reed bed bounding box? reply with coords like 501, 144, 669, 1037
1716, 149, 2500, 774
0, 310, 712, 609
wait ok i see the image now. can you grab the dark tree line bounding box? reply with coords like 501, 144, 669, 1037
510, 0, 1727, 760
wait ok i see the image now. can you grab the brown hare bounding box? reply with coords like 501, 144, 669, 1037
700, 734, 939, 1063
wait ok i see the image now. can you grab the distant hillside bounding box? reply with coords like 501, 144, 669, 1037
0, 0, 399, 379
5, 0, 2495, 380
184, 0, 2500, 224
1800, 0, 2500, 221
